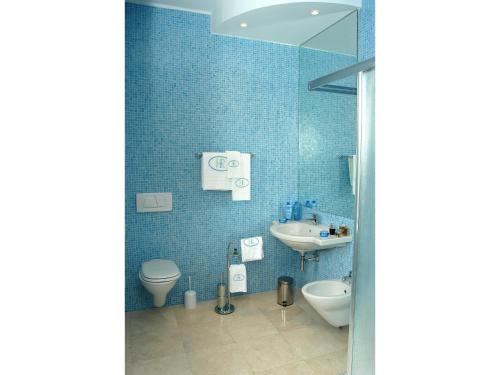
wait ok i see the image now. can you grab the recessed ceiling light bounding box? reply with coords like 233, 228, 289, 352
310, 9, 320, 16
240, 22, 248, 28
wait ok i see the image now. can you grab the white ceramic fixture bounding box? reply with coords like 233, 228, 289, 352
302, 279, 351, 327
270, 220, 352, 255
139, 259, 181, 307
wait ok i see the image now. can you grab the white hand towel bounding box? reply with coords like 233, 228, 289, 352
225, 151, 242, 178
229, 264, 247, 293
241, 236, 263, 262
201, 152, 232, 191
231, 153, 251, 201
347, 155, 357, 195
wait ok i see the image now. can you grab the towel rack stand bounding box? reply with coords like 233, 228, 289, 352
195, 152, 255, 158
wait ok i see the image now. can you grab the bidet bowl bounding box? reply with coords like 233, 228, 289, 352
302, 279, 351, 327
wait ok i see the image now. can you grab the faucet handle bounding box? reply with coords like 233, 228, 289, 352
342, 271, 352, 281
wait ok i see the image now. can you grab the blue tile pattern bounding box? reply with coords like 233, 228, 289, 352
125, 2, 374, 311
358, 0, 375, 60
126, 4, 299, 311
298, 48, 357, 218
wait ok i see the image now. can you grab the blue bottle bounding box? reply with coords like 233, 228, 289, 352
292, 200, 302, 220
284, 200, 293, 220
305, 200, 312, 208
310, 200, 317, 209
231, 248, 239, 264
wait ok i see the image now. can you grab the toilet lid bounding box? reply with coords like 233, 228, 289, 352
141, 259, 180, 280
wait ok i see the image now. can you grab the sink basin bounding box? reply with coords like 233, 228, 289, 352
270, 220, 352, 255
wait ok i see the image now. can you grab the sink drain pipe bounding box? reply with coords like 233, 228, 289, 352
300, 252, 320, 272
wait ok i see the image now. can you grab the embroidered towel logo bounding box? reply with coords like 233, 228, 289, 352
233, 274, 245, 282
234, 178, 249, 188
228, 160, 240, 168
243, 238, 260, 247
208, 156, 227, 171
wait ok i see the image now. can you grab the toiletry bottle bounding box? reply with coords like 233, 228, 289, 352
284, 200, 293, 220
232, 248, 239, 264
292, 200, 302, 221
278, 204, 287, 223
310, 200, 317, 209
340, 225, 349, 236
329, 224, 336, 236
305, 200, 311, 208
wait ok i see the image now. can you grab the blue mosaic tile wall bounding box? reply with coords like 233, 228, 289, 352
126, 2, 374, 311
126, 3, 300, 311
358, 0, 375, 60
298, 47, 357, 219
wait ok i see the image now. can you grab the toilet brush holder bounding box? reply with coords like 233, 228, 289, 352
184, 276, 197, 310
216, 282, 227, 309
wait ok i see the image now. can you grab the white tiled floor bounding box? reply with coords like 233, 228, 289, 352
126, 289, 348, 375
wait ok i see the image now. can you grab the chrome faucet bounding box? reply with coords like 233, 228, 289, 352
342, 271, 353, 284
310, 213, 318, 225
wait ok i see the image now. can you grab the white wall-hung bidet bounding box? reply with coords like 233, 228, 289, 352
302, 279, 351, 327
139, 259, 181, 307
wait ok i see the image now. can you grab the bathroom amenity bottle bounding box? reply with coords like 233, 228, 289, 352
231, 248, 239, 264
278, 204, 287, 223
292, 200, 302, 220
284, 200, 293, 220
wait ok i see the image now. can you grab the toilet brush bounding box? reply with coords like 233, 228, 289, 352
184, 275, 197, 310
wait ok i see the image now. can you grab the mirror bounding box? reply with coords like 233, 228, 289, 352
298, 11, 358, 218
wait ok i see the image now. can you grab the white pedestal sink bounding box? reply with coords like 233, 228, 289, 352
270, 220, 352, 271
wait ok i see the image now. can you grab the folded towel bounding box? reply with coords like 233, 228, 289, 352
347, 155, 357, 195
225, 151, 242, 178
201, 152, 232, 191
229, 264, 247, 293
241, 236, 263, 262
231, 153, 251, 201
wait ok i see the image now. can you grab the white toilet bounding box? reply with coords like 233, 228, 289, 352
302, 279, 351, 327
139, 259, 181, 307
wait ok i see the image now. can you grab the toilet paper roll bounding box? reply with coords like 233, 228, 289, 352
184, 290, 197, 310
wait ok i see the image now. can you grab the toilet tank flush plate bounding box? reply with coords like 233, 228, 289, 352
136, 192, 172, 213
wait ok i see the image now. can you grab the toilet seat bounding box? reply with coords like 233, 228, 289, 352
140, 259, 180, 283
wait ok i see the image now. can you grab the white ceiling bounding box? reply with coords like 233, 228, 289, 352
127, 0, 360, 54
